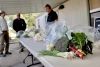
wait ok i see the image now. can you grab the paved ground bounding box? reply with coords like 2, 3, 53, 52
0, 43, 43, 67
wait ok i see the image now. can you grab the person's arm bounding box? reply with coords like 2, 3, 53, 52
13, 20, 18, 32
54, 12, 58, 22
22, 19, 26, 31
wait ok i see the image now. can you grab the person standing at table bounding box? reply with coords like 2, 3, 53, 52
13, 13, 26, 52
45, 4, 58, 23
0, 11, 12, 57
13, 13, 26, 33
45, 4, 58, 36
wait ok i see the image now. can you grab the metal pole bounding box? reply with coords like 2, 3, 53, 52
87, 0, 92, 26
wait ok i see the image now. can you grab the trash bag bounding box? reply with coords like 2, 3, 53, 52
16, 30, 24, 38
45, 20, 68, 46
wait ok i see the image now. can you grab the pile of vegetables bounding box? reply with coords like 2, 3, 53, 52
33, 31, 45, 41
39, 50, 76, 59
67, 32, 93, 59
39, 32, 93, 60
40, 44, 75, 59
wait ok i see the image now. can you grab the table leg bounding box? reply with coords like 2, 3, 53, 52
23, 51, 32, 63
27, 62, 41, 67
19, 42, 25, 53
27, 54, 41, 67
31, 54, 33, 64
19, 47, 24, 53
23, 51, 41, 67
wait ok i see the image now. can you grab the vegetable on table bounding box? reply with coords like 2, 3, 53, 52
71, 32, 87, 50
39, 50, 76, 59
33, 31, 45, 41
39, 32, 93, 60
69, 45, 85, 59
66, 32, 93, 59
46, 44, 55, 51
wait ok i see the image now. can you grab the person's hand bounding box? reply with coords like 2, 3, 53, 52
55, 20, 58, 23
55, 19, 58, 22
2, 31, 7, 33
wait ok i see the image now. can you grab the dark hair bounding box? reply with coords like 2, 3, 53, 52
45, 4, 51, 9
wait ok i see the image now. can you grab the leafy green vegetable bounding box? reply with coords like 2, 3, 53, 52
39, 50, 63, 57
71, 32, 87, 50
35, 30, 39, 34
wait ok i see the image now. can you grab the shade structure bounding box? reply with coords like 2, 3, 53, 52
0, 0, 67, 15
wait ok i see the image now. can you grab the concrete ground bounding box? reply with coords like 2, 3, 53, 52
0, 43, 43, 67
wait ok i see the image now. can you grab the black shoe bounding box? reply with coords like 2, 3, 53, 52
2, 54, 6, 57
0, 53, 6, 57
0, 53, 3, 57
0, 52, 3, 55
5, 52, 12, 55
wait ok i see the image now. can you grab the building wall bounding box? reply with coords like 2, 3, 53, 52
35, 13, 47, 31
89, 0, 100, 27
90, 0, 100, 10
54, 0, 90, 28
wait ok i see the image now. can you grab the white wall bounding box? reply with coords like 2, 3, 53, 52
36, 0, 90, 30
55, 0, 90, 28
36, 12, 47, 31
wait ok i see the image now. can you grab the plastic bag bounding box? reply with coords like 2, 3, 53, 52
16, 30, 24, 38
45, 22, 54, 37
67, 25, 100, 42
21, 32, 29, 38
45, 20, 68, 46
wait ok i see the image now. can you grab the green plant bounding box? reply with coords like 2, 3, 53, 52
35, 30, 39, 34
71, 32, 87, 50
39, 50, 60, 57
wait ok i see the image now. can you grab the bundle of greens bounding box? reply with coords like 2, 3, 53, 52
66, 32, 93, 59
39, 50, 76, 59
39, 50, 60, 57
